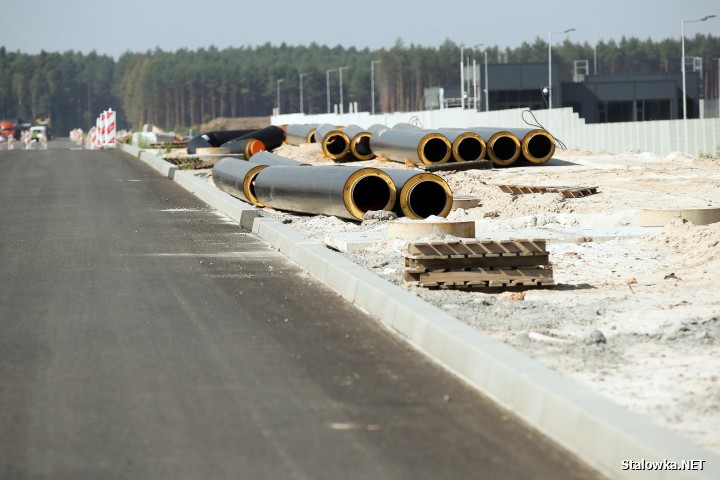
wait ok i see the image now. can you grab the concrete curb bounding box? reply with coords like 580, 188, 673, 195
122, 144, 720, 480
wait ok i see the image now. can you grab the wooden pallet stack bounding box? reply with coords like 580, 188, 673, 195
404, 238, 554, 290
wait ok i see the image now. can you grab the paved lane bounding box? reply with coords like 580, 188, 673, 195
0, 143, 601, 479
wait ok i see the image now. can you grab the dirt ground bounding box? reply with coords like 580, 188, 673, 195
183, 141, 720, 455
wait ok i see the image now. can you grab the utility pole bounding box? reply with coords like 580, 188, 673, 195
339, 66, 350, 115
326, 68, 336, 114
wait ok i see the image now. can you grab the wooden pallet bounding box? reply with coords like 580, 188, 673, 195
498, 184, 598, 198
404, 238, 554, 290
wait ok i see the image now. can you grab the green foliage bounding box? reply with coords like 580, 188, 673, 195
0, 35, 719, 133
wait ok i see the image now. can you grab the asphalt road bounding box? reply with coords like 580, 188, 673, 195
0, 140, 602, 479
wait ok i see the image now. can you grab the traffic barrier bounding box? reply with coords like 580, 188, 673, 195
105, 109, 116, 146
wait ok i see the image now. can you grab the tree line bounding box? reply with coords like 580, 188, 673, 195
1, 34, 718, 135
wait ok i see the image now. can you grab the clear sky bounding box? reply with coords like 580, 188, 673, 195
2, 0, 718, 58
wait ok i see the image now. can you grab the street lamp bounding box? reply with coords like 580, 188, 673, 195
299, 73, 309, 114
548, 28, 576, 109
276, 78, 284, 115
472, 44, 484, 110
339, 66, 350, 114
484, 49, 489, 112
326, 68, 336, 114
460, 45, 464, 109
371, 60, 382, 115
682, 15, 716, 153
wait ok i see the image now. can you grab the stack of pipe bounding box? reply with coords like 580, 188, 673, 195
212, 153, 453, 221
187, 125, 286, 159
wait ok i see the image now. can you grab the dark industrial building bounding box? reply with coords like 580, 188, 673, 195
430, 63, 702, 124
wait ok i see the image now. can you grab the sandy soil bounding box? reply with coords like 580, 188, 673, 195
188, 142, 720, 455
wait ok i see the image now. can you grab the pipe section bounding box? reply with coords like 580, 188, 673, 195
381, 169, 454, 219
342, 124, 375, 160
504, 128, 556, 164
315, 123, 351, 161
230, 125, 286, 152
369, 128, 452, 165
220, 138, 266, 158
187, 129, 257, 154
435, 129, 487, 162
212, 157, 268, 206
253, 165, 396, 221
284, 123, 320, 145
469, 128, 521, 167
249, 151, 306, 166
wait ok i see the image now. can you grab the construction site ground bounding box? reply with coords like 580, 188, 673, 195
172, 142, 720, 456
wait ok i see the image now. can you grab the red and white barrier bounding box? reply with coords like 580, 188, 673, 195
7, 135, 15, 150
105, 109, 116, 146
90, 108, 119, 149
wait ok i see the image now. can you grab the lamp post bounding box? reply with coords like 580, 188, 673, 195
326, 68, 336, 114
548, 28, 575, 109
460, 45, 464, 109
371, 60, 382, 115
472, 44, 484, 110
682, 15, 716, 154
299, 73, 309, 114
276, 78, 284, 115
339, 66, 350, 114
484, 49, 489, 112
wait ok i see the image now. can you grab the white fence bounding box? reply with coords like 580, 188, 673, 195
272, 107, 720, 157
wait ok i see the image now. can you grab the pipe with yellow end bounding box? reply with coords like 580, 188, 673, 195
212, 157, 268, 206
435, 129, 487, 162
342, 124, 375, 160
253, 165, 396, 221
469, 128, 521, 167
369, 128, 452, 166
380, 169, 453, 219
284, 123, 320, 145
315, 123, 351, 161
504, 128, 556, 164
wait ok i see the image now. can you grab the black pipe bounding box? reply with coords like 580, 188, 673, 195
187, 129, 257, 154
315, 123, 351, 161
229, 125, 286, 152
341, 124, 374, 160
469, 128, 521, 166
253, 165, 396, 220
249, 151, 306, 166
504, 128, 556, 164
369, 128, 452, 165
284, 123, 320, 145
380, 169, 453, 219
212, 157, 268, 206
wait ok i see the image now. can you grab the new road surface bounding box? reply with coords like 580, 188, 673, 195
0, 140, 601, 479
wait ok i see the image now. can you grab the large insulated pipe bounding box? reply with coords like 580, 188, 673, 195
315, 123, 351, 161
212, 157, 268, 206
342, 124, 375, 160
380, 169, 454, 219
253, 165, 396, 221
284, 123, 320, 145
187, 129, 257, 154
469, 128, 521, 167
220, 138, 266, 159
249, 151, 306, 166
369, 128, 452, 165
433, 128, 486, 162
504, 128, 556, 164
230, 125, 286, 152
